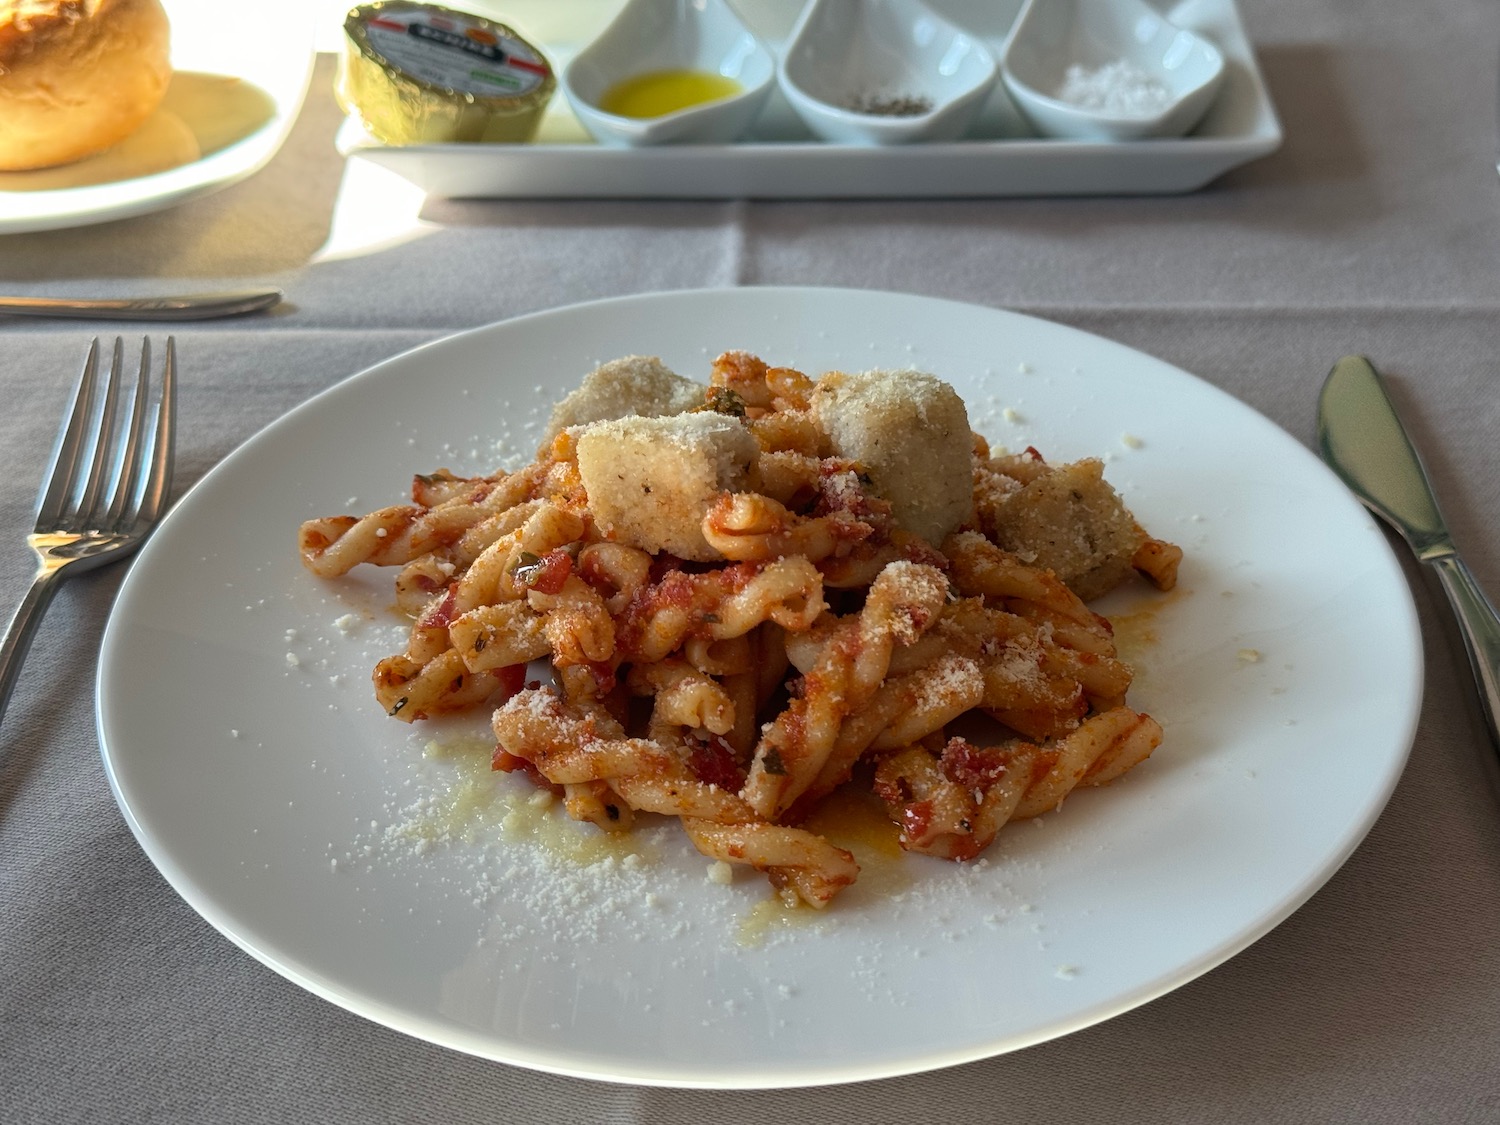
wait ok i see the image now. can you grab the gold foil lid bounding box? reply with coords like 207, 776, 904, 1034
338, 2, 556, 145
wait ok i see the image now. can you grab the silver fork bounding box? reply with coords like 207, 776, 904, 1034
0, 338, 176, 730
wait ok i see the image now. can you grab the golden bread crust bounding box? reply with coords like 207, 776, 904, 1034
0, 0, 172, 171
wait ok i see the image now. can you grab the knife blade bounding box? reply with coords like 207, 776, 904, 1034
1318, 355, 1500, 756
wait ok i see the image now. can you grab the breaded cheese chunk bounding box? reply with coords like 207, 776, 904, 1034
576, 413, 759, 561
981, 456, 1146, 601
542, 355, 705, 443
811, 369, 972, 546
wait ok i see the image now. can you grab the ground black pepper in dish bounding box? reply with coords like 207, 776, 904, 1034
840, 93, 934, 116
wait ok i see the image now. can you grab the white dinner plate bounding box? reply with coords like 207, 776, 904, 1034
0, 0, 314, 235
98, 288, 1421, 1088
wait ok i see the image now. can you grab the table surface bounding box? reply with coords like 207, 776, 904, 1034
5, 1, 1500, 1121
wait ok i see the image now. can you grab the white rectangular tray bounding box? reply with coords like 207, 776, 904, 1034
335, 0, 1282, 199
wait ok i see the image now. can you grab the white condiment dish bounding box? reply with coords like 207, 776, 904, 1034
777, 0, 1000, 145
561, 0, 775, 146
1000, 0, 1226, 142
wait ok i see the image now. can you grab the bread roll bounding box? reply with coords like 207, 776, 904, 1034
0, 0, 172, 172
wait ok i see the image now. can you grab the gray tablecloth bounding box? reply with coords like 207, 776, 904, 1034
5, 1, 1500, 1120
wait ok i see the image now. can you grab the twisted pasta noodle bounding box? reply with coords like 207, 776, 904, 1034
1133, 536, 1183, 591
712, 557, 825, 639
747, 410, 826, 457
618, 558, 825, 664
454, 503, 586, 612
494, 688, 751, 817
411, 468, 495, 507
720, 667, 759, 757
681, 818, 858, 909
752, 450, 823, 507
682, 634, 753, 676
298, 466, 547, 579
393, 554, 457, 616
788, 653, 984, 820
493, 687, 858, 907
1011, 707, 1162, 817
816, 542, 906, 589
874, 741, 1035, 862
1037, 645, 1133, 712
1007, 600, 1118, 658
867, 653, 986, 751
753, 621, 789, 709
448, 601, 548, 672
709, 350, 777, 410
450, 497, 544, 568
626, 659, 736, 739
563, 780, 636, 832
709, 351, 816, 414
554, 661, 623, 711
780, 611, 841, 674
374, 648, 523, 721
933, 598, 1132, 735
954, 630, 1090, 742
742, 560, 950, 821
529, 575, 615, 666
576, 542, 653, 615
945, 530, 1103, 630
405, 598, 455, 664
764, 365, 815, 410
873, 707, 1163, 860
702, 493, 872, 563
298, 507, 420, 578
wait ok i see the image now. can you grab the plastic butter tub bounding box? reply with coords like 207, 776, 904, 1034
337, 1, 556, 144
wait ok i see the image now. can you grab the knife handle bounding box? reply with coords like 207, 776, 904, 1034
0, 289, 282, 321
1429, 554, 1500, 755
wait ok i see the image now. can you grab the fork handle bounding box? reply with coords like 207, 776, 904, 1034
0, 565, 65, 732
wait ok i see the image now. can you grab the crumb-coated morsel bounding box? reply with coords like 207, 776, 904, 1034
981, 456, 1145, 602
576, 413, 759, 562
811, 369, 972, 546
541, 355, 706, 444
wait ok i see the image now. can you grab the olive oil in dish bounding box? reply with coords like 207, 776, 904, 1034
599, 69, 741, 118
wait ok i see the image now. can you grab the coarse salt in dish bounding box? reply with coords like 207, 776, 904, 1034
1057, 60, 1172, 117
1000, 0, 1226, 141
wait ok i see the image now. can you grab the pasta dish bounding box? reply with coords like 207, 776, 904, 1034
298, 352, 1181, 909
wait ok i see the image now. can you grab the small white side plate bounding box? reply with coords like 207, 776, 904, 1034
0, 0, 314, 235
1001, 0, 1226, 141
561, 0, 776, 146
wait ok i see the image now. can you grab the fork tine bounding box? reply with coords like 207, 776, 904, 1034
135, 337, 175, 527
104, 338, 152, 531
34, 338, 101, 530
72, 337, 124, 532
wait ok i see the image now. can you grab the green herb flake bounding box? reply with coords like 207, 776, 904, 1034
697, 386, 748, 418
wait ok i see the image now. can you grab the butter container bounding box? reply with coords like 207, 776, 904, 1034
338, 2, 556, 145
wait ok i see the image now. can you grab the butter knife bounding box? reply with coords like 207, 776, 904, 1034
1317, 355, 1500, 754
0, 287, 282, 321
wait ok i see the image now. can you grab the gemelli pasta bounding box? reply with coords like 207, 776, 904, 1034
298, 351, 1181, 908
